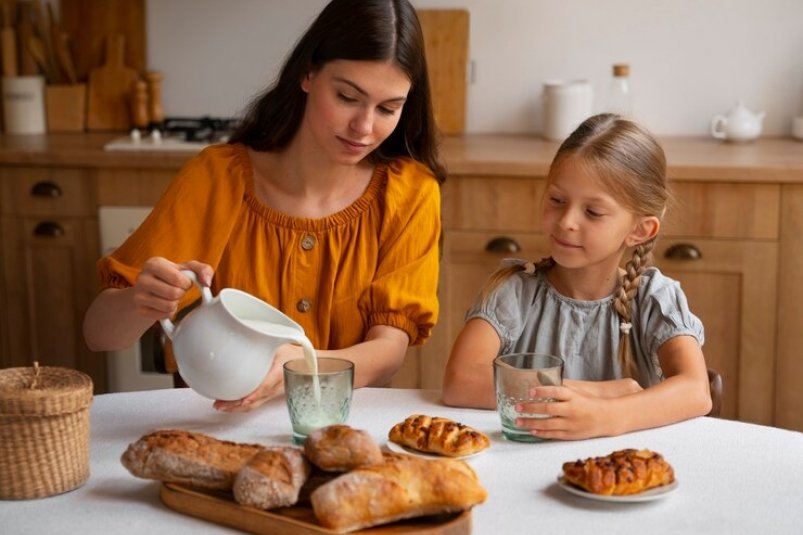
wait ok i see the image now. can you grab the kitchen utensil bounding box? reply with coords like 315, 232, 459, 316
86, 33, 139, 131
159, 270, 313, 401
26, 35, 57, 83
45, 83, 87, 132
16, 1, 38, 75
57, 32, 78, 84
417, 9, 469, 135
145, 70, 164, 125
0, 2, 17, 77
710, 101, 765, 142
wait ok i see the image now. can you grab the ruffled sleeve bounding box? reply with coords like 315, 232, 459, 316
634, 268, 705, 358
359, 159, 441, 345
96, 144, 249, 308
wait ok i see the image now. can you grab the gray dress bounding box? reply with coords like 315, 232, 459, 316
466, 259, 705, 386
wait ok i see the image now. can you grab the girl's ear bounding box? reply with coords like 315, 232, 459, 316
301, 72, 312, 93
626, 216, 660, 247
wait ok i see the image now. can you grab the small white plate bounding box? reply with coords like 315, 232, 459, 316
556, 475, 679, 503
384, 440, 487, 460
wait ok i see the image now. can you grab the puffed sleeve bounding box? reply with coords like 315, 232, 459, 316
96, 145, 248, 308
359, 159, 441, 345
634, 268, 705, 357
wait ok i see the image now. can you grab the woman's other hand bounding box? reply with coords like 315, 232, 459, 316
212, 343, 303, 412
133, 258, 213, 320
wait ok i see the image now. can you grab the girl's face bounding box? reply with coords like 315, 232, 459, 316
542, 156, 658, 271
300, 59, 411, 165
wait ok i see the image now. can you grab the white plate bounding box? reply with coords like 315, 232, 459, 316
556, 475, 679, 503
384, 440, 487, 460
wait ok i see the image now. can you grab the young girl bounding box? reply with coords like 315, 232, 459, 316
442, 113, 712, 440
83, 0, 443, 412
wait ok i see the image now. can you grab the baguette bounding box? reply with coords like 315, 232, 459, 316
388, 414, 490, 457
310, 456, 487, 533
120, 429, 264, 490
233, 447, 311, 509
304, 425, 383, 472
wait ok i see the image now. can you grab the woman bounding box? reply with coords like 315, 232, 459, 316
83, 0, 445, 412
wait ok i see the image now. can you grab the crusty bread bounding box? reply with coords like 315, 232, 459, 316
562, 448, 675, 495
388, 414, 490, 457
310, 456, 487, 533
120, 429, 264, 490
232, 447, 311, 509
304, 425, 383, 472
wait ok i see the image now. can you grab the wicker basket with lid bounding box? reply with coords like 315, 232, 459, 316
0, 364, 93, 500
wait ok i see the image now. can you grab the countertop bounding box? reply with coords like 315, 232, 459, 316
1, 387, 802, 534
0, 133, 802, 182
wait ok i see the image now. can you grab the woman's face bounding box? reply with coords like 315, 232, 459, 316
300, 59, 411, 165
542, 156, 655, 271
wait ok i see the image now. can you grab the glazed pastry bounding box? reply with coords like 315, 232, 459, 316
388, 414, 490, 457
304, 425, 384, 472
561, 448, 675, 495
311, 456, 487, 532
120, 429, 264, 490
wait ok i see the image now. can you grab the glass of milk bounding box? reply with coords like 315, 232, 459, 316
283, 357, 354, 445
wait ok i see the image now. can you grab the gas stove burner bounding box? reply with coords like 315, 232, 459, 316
161, 116, 239, 143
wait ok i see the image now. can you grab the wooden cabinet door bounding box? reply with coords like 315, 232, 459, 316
0, 216, 105, 392
655, 239, 777, 424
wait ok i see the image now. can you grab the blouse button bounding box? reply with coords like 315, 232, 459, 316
301, 235, 316, 251
296, 298, 312, 313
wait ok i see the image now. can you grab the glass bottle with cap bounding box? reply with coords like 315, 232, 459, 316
606, 63, 633, 117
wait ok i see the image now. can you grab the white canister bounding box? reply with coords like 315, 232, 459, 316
2, 76, 47, 134
542, 80, 593, 141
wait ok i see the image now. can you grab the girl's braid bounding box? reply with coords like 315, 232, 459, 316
613, 238, 656, 379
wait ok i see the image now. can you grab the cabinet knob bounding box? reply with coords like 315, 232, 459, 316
30, 181, 63, 198
664, 243, 702, 260
33, 221, 65, 237
485, 236, 521, 253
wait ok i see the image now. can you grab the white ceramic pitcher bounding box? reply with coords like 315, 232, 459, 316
160, 270, 309, 401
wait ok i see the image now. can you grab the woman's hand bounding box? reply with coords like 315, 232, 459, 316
212, 343, 304, 412
513, 385, 621, 441
133, 257, 213, 320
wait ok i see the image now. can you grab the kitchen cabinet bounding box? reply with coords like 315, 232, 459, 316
421, 173, 779, 425
0, 166, 104, 391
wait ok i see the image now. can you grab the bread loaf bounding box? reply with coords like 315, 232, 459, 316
311, 456, 487, 532
232, 447, 311, 509
388, 414, 490, 457
562, 448, 675, 495
304, 425, 383, 472
120, 429, 264, 490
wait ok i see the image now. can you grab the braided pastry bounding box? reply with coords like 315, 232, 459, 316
562, 449, 674, 495
388, 414, 490, 457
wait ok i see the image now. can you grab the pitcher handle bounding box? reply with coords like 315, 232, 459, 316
159, 269, 213, 339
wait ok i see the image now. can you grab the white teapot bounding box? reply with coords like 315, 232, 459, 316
710, 101, 765, 142
160, 271, 310, 401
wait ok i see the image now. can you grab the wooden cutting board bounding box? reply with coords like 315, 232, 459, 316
160, 483, 472, 535
417, 9, 470, 135
86, 34, 139, 131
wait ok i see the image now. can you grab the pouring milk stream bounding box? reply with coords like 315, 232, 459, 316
160, 271, 321, 404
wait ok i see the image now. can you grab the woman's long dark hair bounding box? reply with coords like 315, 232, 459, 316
229, 0, 445, 184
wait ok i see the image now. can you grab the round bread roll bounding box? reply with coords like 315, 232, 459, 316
303, 425, 383, 472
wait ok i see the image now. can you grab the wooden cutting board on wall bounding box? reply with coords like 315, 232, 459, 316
86, 34, 139, 131
59, 0, 145, 82
417, 9, 470, 135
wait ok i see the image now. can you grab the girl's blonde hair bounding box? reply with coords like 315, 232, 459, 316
484, 113, 668, 380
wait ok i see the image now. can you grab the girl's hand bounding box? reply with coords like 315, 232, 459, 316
133, 257, 213, 320
212, 343, 304, 413
514, 385, 618, 440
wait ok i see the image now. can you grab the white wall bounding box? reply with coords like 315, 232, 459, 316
147, 0, 803, 136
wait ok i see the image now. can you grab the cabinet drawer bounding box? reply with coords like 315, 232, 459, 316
664, 182, 779, 240
443, 176, 547, 232
1, 167, 93, 217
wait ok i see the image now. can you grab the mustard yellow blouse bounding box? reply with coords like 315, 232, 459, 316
98, 143, 441, 353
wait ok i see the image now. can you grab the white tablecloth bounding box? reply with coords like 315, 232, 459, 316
2, 387, 802, 534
